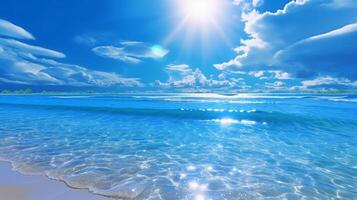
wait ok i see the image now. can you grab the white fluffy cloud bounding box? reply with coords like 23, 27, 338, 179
247, 70, 291, 80
293, 76, 357, 90
233, 0, 262, 9
92, 41, 169, 64
0, 19, 34, 40
216, 0, 357, 80
154, 64, 239, 89
264, 80, 286, 91
0, 19, 141, 87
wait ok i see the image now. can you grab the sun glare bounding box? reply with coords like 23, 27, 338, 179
164, 0, 231, 54
177, 0, 221, 25
183, 0, 218, 22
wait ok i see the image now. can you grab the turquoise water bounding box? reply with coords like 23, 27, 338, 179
0, 93, 356, 199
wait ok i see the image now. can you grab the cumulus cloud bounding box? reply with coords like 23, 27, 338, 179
293, 76, 357, 90
247, 70, 291, 80
0, 19, 35, 40
215, 0, 357, 81
92, 41, 169, 64
276, 22, 357, 79
264, 80, 286, 91
0, 19, 141, 87
154, 64, 238, 89
232, 0, 262, 9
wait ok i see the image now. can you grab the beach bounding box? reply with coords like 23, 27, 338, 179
0, 162, 107, 200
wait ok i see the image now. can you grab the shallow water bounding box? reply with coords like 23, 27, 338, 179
0, 93, 356, 199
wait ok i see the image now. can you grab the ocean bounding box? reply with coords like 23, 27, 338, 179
0, 93, 356, 199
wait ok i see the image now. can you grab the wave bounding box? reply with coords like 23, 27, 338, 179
133, 93, 308, 100
1, 102, 356, 126
313, 95, 357, 103
51, 96, 92, 99
43, 94, 356, 105
326, 98, 357, 103
162, 98, 268, 104
209, 118, 258, 125
0, 102, 262, 119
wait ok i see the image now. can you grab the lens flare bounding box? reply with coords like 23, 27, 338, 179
150, 45, 168, 58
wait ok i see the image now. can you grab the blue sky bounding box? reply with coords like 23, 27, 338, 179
0, 0, 356, 92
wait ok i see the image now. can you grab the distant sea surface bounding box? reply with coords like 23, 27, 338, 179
0, 93, 356, 199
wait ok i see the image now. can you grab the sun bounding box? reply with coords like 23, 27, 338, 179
164, 0, 231, 51
179, 0, 220, 24
184, 0, 218, 22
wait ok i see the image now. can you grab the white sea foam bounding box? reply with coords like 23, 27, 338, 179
211, 118, 257, 125
180, 108, 258, 113
240, 120, 258, 125
329, 98, 357, 103
163, 98, 266, 104
135, 93, 307, 101
315, 96, 357, 103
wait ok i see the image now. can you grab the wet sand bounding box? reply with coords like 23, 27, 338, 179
0, 162, 108, 200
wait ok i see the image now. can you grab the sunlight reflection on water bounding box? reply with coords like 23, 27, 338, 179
0, 94, 356, 199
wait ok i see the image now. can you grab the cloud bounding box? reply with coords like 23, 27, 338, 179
0, 19, 35, 40
271, 71, 291, 80
248, 70, 264, 78
74, 34, 98, 46
92, 46, 142, 64
232, 0, 262, 9
0, 43, 141, 87
215, 0, 357, 80
222, 70, 294, 91
251, 70, 291, 80
166, 64, 192, 74
154, 64, 239, 89
0, 19, 141, 87
276, 22, 357, 79
38, 59, 141, 87
327, 0, 357, 8
0, 38, 65, 58
293, 76, 357, 91
264, 80, 286, 91
92, 41, 169, 64
304, 23, 357, 41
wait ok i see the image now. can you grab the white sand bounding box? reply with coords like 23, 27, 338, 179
0, 162, 108, 200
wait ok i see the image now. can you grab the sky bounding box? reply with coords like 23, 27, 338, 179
0, 0, 356, 92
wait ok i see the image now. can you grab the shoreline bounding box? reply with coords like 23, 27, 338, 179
0, 161, 108, 200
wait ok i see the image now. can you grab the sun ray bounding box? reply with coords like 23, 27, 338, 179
208, 14, 234, 48
163, 0, 233, 60
163, 16, 190, 46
